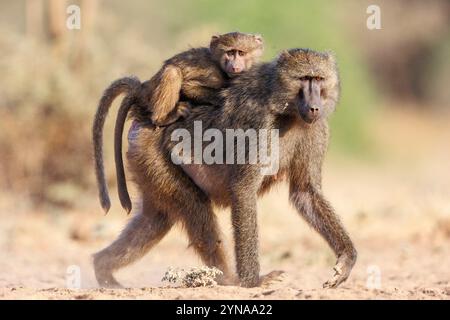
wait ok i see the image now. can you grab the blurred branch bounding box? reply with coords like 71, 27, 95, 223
26, 0, 44, 39
75, 0, 99, 68
48, 0, 67, 41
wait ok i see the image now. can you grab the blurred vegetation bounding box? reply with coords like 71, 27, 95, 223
0, 0, 448, 208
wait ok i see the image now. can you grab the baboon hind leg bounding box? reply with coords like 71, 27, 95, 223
153, 101, 192, 127
179, 201, 232, 284
93, 202, 174, 288
150, 65, 182, 126
126, 127, 231, 284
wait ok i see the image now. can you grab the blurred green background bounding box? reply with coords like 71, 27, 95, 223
0, 0, 449, 209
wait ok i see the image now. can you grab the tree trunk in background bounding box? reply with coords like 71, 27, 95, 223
47, 0, 67, 57
47, 0, 66, 41
26, 0, 99, 68
26, 0, 44, 39
75, 0, 99, 68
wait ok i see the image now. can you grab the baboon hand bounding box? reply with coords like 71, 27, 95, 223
259, 270, 286, 287
323, 251, 356, 288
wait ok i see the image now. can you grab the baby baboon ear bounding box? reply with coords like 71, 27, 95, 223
253, 34, 263, 45
210, 34, 221, 46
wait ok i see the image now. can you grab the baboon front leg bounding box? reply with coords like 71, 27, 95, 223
290, 187, 357, 288
180, 202, 232, 285
93, 206, 174, 288
230, 173, 261, 288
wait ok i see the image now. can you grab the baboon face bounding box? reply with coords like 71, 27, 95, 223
210, 32, 264, 77
296, 76, 326, 124
277, 49, 340, 124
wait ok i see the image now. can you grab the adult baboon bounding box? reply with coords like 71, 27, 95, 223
94, 48, 357, 289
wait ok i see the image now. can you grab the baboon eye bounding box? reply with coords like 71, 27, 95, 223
226, 50, 235, 56
238, 50, 245, 56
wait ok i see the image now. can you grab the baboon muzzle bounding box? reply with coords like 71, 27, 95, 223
298, 78, 323, 124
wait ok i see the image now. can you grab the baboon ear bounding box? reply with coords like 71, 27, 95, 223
209, 34, 221, 51
325, 50, 337, 63
278, 50, 293, 63
210, 34, 220, 44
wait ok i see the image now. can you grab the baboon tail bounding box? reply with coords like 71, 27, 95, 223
92, 76, 141, 214
114, 95, 134, 214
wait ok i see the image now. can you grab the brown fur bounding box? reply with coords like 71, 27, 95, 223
147, 65, 183, 125
93, 48, 356, 289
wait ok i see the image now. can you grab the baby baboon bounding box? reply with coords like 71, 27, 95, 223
93, 32, 264, 214
142, 32, 264, 126
94, 48, 357, 289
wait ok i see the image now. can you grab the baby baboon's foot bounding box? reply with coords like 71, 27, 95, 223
176, 102, 191, 119
323, 251, 357, 289
151, 103, 191, 127
259, 270, 286, 287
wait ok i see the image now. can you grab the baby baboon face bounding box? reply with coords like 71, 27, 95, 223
210, 32, 264, 77
277, 48, 340, 124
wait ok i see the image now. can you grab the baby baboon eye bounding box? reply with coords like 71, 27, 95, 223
226, 50, 235, 57
299, 76, 309, 81
238, 50, 245, 56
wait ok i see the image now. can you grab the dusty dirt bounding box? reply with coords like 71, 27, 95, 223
1, 110, 449, 300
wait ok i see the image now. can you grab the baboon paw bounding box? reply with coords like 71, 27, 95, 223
177, 106, 191, 119
323, 268, 345, 288
322, 255, 354, 289
259, 270, 286, 287
101, 281, 124, 289
96, 276, 124, 289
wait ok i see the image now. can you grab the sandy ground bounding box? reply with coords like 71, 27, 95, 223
1, 110, 449, 300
